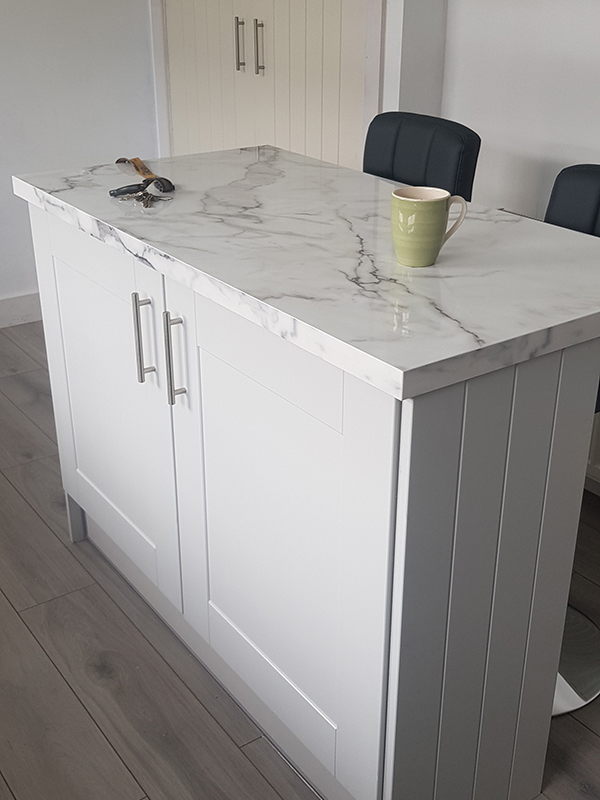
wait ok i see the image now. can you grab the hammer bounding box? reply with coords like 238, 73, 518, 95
115, 157, 175, 194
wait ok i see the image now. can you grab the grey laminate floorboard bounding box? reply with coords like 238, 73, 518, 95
543, 714, 600, 800
0, 772, 15, 800
1, 321, 48, 369
241, 737, 320, 800
2, 435, 262, 748
2, 320, 600, 800
67, 538, 262, 748
0, 332, 40, 377
573, 522, 600, 587
579, 490, 600, 533
22, 583, 284, 800
0, 588, 144, 800
2, 455, 69, 544
0, 390, 57, 469
0, 368, 56, 442
0, 471, 93, 610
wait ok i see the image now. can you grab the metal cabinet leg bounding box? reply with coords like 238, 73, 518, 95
65, 493, 87, 543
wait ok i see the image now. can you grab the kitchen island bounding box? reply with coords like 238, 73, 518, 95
13, 146, 600, 800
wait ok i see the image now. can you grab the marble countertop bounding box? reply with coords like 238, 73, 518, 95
13, 146, 600, 399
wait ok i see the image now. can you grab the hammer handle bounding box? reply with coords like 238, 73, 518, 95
116, 157, 158, 180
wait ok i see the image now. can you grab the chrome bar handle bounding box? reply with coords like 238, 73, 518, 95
163, 311, 187, 406
254, 19, 265, 74
131, 292, 156, 383
234, 16, 245, 70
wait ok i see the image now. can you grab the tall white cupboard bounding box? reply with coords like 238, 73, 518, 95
163, 0, 379, 169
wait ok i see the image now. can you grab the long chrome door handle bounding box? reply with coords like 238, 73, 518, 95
234, 16, 245, 70
254, 19, 265, 74
132, 292, 156, 383
163, 311, 187, 405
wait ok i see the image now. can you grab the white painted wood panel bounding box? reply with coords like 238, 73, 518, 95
163, 0, 373, 164
338, 0, 368, 169
509, 339, 600, 800
384, 382, 466, 800
289, 0, 307, 156
233, 0, 257, 148
272, 0, 291, 150
253, 0, 275, 147
180, 0, 202, 153
28, 208, 79, 499
473, 352, 562, 800
201, 348, 344, 715
334, 373, 398, 800
208, 601, 338, 773
165, 276, 210, 639
195, 294, 343, 430
204, 0, 224, 151
164, 0, 190, 155
48, 215, 133, 303
321, 0, 342, 165
194, 296, 397, 799
305, 0, 324, 160
217, 0, 238, 151
54, 259, 183, 608
189, 0, 211, 153
434, 367, 515, 800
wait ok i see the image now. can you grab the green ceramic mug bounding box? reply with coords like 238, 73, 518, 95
391, 186, 468, 267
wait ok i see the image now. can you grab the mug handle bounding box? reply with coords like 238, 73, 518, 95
443, 196, 468, 244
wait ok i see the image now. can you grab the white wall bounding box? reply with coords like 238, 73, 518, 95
442, 0, 600, 218
381, 0, 448, 116
0, 0, 158, 325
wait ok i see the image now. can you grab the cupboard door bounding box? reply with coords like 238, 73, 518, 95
250, 0, 275, 147
186, 295, 397, 800
163, 0, 371, 167
49, 219, 182, 610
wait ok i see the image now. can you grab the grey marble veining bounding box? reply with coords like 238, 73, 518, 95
13, 146, 600, 398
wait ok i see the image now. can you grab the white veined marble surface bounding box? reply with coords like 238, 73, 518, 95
13, 146, 600, 399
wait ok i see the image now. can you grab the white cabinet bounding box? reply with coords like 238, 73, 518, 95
163, 0, 376, 168
44, 217, 184, 610
177, 294, 397, 798
29, 209, 398, 800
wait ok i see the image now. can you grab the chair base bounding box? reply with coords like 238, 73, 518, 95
553, 605, 600, 715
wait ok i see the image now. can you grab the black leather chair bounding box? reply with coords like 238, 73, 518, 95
363, 111, 481, 201
544, 165, 600, 412
544, 164, 600, 236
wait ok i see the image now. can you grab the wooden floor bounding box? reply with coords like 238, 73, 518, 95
1, 320, 600, 800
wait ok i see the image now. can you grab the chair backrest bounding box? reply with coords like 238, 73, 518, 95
544, 164, 600, 236
363, 112, 481, 201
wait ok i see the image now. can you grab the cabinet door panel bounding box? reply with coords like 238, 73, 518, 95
195, 294, 343, 430
201, 349, 342, 768
193, 296, 398, 800
252, 0, 275, 147
289, 0, 307, 156
165, 277, 210, 639
321, 0, 342, 165
305, 0, 324, 160
54, 257, 182, 610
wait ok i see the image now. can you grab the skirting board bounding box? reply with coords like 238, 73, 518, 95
0, 292, 41, 328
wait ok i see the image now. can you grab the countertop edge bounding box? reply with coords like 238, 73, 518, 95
14, 177, 598, 401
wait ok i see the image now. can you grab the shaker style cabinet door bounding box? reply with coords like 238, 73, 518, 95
45, 216, 183, 611
175, 292, 398, 800
163, 0, 370, 168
